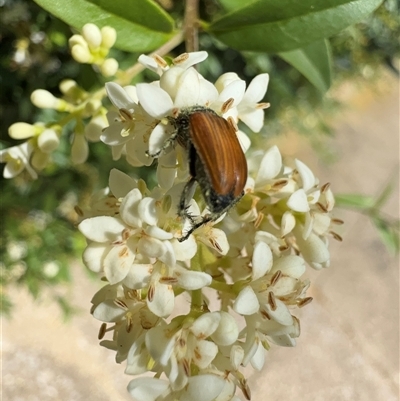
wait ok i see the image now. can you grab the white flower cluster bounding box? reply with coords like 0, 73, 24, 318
77, 52, 342, 400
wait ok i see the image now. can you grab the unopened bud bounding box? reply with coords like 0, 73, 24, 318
71, 44, 91, 63
31, 149, 50, 171
71, 134, 89, 164
68, 34, 86, 48
101, 26, 117, 49
100, 58, 119, 77
82, 23, 102, 49
8, 122, 37, 139
31, 90, 61, 109
38, 129, 60, 153
85, 115, 107, 142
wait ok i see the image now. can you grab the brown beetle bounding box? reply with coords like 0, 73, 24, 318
152, 106, 248, 240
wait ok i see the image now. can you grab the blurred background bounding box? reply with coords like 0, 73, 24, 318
1, 0, 399, 400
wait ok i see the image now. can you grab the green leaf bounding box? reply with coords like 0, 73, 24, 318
372, 217, 399, 255
335, 194, 375, 209
33, 0, 176, 52
209, 0, 383, 52
373, 176, 397, 209
218, 0, 256, 12
278, 40, 332, 92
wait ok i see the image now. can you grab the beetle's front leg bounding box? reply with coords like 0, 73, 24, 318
146, 130, 179, 158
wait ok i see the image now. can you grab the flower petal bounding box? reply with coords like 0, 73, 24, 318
109, 168, 137, 198
252, 241, 273, 280
287, 189, 310, 212
255, 146, 282, 185
233, 286, 259, 315
136, 84, 173, 118
78, 216, 125, 242
295, 159, 316, 192
191, 312, 221, 338
104, 244, 135, 284
127, 377, 170, 401
175, 266, 212, 290
106, 82, 136, 110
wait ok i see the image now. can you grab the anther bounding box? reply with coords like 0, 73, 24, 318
270, 270, 282, 286
173, 53, 189, 64
330, 231, 343, 241
98, 323, 107, 339
268, 291, 277, 311
298, 297, 313, 307
221, 97, 235, 114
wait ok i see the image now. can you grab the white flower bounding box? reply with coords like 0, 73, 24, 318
0, 142, 37, 179
145, 313, 223, 390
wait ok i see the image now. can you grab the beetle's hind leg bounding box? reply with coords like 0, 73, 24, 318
178, 177, 198, 223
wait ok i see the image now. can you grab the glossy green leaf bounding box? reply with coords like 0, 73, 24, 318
209, 0, 383, 52
278, 40, 332, 92
33, 0, 176, 52
218, 0, 255, 12
335, 194, 375, 209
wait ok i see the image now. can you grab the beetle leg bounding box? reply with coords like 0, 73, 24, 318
178, 177, 197, 220
146, 130, 178, 158
178, 213, 214, 242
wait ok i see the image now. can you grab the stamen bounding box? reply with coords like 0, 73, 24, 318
321, 182, 331, 193
330, 231, 343, 242
298, 297, 313, 307
160, 276, 178, 284
332, 218, 344, 225
272, 179, 289, 190
268, 291, 277, 311
210, 238, 222, 253
270, 270, 282, 286
153, 54, 168, 68
119, 108, 133, 121
126, 314, 133, 333
74, 205, 83, 216
256, 102, 270, 110
122, 228, 131, 241
221, 97, 235, 114
181, 358, 191, 376
173, 53, 189, 64
254, 212, 264, 229
147, 284, 155, 302
316, 202, 328, 213
114, 298, 128, 309
98, 323, 107, 339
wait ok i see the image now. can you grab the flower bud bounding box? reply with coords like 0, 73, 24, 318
71, 133, 89, 164
85, 115, 107, 142
71, 44, 91, 63
59, 79, 86, 100
100, 58, 119, 77
68, 34, 86, 48
31, 90, 62, 109
38, 128, 60, 153
31, 149, 50, 171
84, 99, 102, 115
82, 23, 102, 49
8, 122, 36, 139
101, 26, 117, 49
